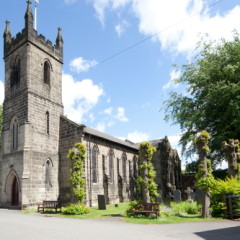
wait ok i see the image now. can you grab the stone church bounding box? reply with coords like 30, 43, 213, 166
0, 2, 181, 209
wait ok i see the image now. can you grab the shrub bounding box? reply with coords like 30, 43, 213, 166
211, 177, 240, 217
125, 200, 142, 217
62, 204, 89, 215
170, 201, 201, 216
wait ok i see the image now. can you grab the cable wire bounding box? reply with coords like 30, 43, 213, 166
96, 0, 224, 66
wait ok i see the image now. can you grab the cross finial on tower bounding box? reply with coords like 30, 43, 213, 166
4, 20, 11, 38
25, 0, 34, 30
56, 27, 63, 49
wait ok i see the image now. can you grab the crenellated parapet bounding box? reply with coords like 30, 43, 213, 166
3, 1, 63, 62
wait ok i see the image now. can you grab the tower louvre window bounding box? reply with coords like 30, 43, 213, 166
44, 61, 50, 85
46, 111, 50, 135
12, 118, 19, 150
10, 60, 20, 87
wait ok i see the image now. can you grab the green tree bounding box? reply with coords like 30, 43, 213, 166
185, 160, 199, 173
137, 142, 159, 203
67, 142, 86, 204
165, 32, 240, 163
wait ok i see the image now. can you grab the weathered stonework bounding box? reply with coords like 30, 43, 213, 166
151, 137, 182, 200
0, 2, 181, 209
0, 2, 63, 208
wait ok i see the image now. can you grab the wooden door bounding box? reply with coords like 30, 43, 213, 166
11, 177, 19, 206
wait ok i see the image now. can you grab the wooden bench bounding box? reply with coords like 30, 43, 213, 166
38, 200, 62, 213
131, 202, 160, 218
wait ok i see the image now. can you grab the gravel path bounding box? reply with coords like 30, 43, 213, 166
0, 209, 239, 240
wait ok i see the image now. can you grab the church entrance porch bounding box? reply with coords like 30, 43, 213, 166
4, 170, 21, 208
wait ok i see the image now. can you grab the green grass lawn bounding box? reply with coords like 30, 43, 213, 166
23, 202, 223, 224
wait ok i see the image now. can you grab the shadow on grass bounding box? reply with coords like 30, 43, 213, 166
178, 214, 202, 219
101, 214, 123, 217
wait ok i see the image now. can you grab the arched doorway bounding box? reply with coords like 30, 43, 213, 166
11, 176, 19, 206
5, 170, 20, 207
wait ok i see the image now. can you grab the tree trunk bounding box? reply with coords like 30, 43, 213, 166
202, 191, 211, 218
142, 167, 150, 203
228, 157, 238, 178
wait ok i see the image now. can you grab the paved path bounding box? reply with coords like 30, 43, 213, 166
0, 209, 240, 240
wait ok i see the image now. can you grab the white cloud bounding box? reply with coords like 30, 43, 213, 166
168, 133, 181, 149
64, 0, 77, 4
90, 0, 131, 25
126, 130, 149, 143
106, 97, 111, 103
115, 20, 129, 36
168, 133, 183, 159
217, 160, 228, 170
0, 80, 4, 104
95, 122, 106, 132
103, 107, 113, 115
89, 113, 95, 122
70, 57, 98, 73
90, 0, 240, 56
94, 106, 128, 132
115, 107, 128, 122
163, 69, 181, 90
62, 73, 104, 123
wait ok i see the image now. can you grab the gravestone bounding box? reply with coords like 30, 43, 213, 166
173, 189, 182, 202
98, 194, 106, 210
191, 191, 195, 201
185, 187, 193, 202
195, 188, 203, 204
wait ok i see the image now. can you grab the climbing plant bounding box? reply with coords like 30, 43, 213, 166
195, 131, 214, 218
67, 142, 86, 204
136, 142, 159, 203
222, 139, 240, 178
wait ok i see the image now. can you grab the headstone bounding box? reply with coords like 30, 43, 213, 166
184, 187, 193, 202
98, 194, 106, 210
173, 189, 182, 202
191, 191, 195, 201
195, 188, 203, 204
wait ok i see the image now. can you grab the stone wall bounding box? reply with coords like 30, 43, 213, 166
59, 117, 138, 207
0, 7, 63, 208
151, 137, 182, 200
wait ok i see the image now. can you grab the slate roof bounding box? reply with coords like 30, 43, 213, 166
84, 126, 139, 150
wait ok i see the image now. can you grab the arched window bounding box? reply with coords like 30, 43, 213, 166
133, 156, 138, 179
108, 149, 114, 182
92, 146, 98, 183
45, 159, 52, 187
122, 153, 127, 180
46, 111, 50, 134
12, 118, 19, 151
10, 59, 20, 87
117, 158, 120, 175
44, 61, 50, 85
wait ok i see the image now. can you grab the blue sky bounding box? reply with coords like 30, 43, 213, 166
1, 0, 240, 168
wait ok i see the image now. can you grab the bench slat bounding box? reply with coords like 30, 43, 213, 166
131, 203, 160, 218
38, 200, 61, 213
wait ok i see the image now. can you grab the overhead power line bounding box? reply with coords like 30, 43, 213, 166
96, 0, 223, 66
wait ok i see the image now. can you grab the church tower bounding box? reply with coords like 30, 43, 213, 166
0, 1, 63, 208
